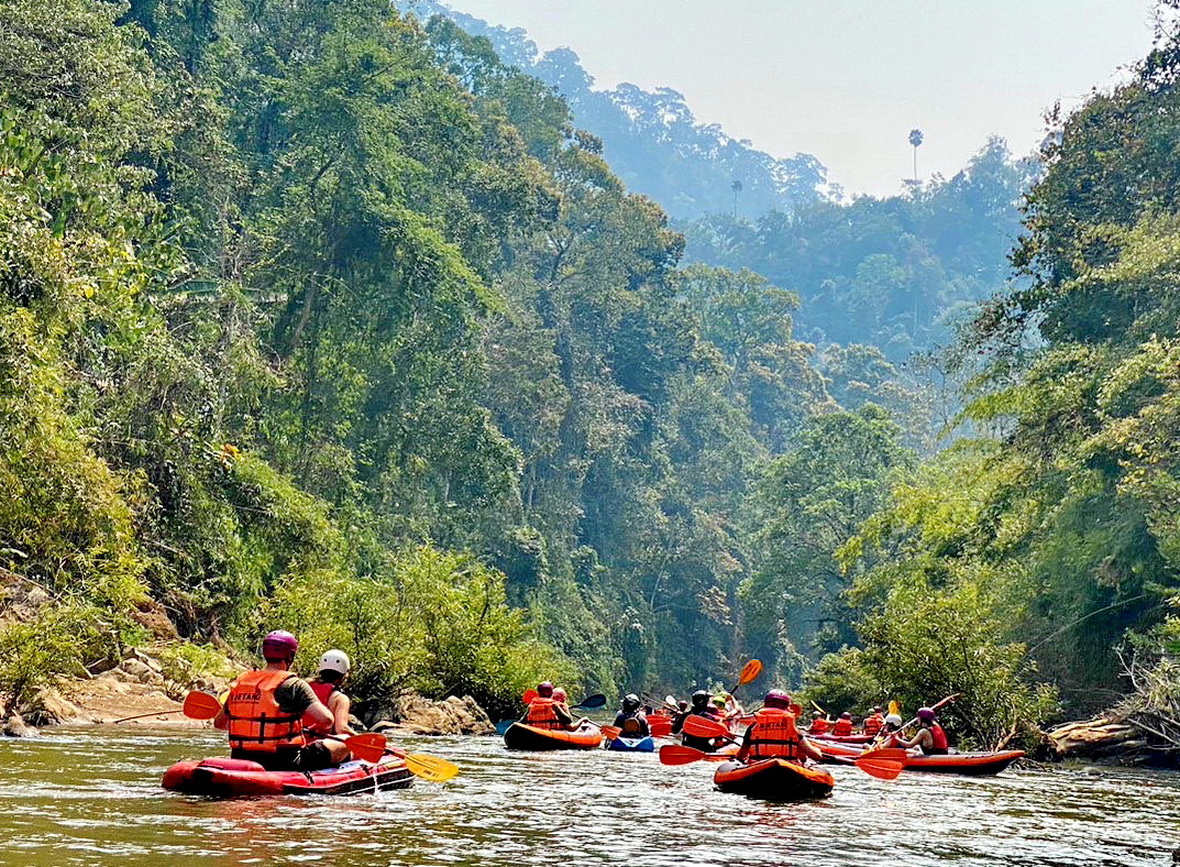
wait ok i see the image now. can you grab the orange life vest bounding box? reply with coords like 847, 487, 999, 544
833, 717, 853, 736
225, 669, 304, 752
809, 717, 829, 734
863, 714, 884, 736
526, 697, 563, 730
747, 708, 803, 760
301, 680, 336, 732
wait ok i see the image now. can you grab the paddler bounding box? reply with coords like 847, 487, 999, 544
735, 690, 824, 763
874, 712, 906, 748
304, 649, 357, 738
862, 706, 885, 736
612, 693, 650, 737
807, 710, 830, 735
674, 690, 726, 752
520, 681, 575, 730
214, 630, 348, 771
895, 706, 950, 755
832, 711, 854, 736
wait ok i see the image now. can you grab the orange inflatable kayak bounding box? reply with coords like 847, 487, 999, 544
503, 722, 604, 751
713, 758, 835, 800
814, 740, 1024, 775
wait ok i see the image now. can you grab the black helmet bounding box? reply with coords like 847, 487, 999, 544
691, 689, 710, 708
622, 693, 640, 710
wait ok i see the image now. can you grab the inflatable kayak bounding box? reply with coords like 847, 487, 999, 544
815, 740, 1024, 775
713, 759, 835, 800
606, 735, 655, 752
162, 755, 413, 797
811, 733, 875, 744
503, 722, 603, 751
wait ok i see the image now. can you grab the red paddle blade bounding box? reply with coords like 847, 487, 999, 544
736, 659, 763, 686
659, 744, 707, 766
855, 758, 904, 780
346, 733, 387, 763
600, 725, 621, 740
521, 688, 538, 704
682, 715, 730, 738
650, 719, 672, 737
182, 691, 222, 720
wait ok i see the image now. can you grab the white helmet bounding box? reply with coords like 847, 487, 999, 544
318, 649, 351, 675
885, 713, 903, 726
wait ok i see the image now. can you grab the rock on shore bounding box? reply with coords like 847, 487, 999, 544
372, 694, 495, 736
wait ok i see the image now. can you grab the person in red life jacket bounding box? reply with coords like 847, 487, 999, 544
862, 706, 886, 737
808, 711, 830, 735
736, 690, 824, 763
303, 649, 356, 738
896, 706, 950, 755
612, 693, 650, 737
213, 630, 346, 771
673, 690, 722, 752
520, 681, 574, 730
832, 711, 854, 737
874, 713, 906, 748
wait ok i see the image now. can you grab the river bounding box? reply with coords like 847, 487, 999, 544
0, 726, 1177, 866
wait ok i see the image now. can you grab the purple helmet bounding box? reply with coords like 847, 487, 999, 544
917, 706, 936, 722
262, 630, 298, 661
537, 682, 554, 697
840, 711, 852, 719
763, 689, 792, 709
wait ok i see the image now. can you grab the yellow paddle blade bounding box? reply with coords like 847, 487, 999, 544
888, 700, 900, 717
736, 659, 762, 686
404, 752, 460, 782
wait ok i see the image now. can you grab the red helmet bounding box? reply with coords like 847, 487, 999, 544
262, 630, 298, 661
537, 682, 554, 697
763, 689, 792, 709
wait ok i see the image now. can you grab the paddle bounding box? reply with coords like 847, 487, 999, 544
182, 690, 223, 720
649, 717, 672, 737
682, 714, 736, 740
660, 742, 901, 780
730, 659, 762, 694
898, 693, 961, 731
383, 745, 461, 782
520, 689, 605, 710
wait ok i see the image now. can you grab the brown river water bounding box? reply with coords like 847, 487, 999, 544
1, 726, 1178, 866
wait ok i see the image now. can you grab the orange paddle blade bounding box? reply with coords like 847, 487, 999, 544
682, 715, 731, 738
600, 725, 621, 740
521, 688, 538, 704
344, 733, 387, 763
736, 659, 763, 686
860, 747, 909, 761
182, 691, 223, 720
649, 718, 672, 737
659, 744, 707, 766
855, 758, 904, 780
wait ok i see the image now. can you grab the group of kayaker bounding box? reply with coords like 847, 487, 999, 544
212, 630, 361, 772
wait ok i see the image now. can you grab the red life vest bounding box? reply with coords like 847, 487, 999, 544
863, 714, 884, 736
225, 670, 304, 753
808, 717, 829, 735
301, 681, 337, 732
833, 717, 853, 736
746, 709, 803, 760
928, 722, 949, 752
526, 697, 563, 730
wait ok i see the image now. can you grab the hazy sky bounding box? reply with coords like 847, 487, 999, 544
445, 0, 1158, 197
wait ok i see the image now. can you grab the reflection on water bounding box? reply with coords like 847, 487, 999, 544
0, 727, 1178, 866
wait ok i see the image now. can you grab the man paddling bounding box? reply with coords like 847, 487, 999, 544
736, 690, 824, 764
520, 682, 575, 730
214, 630, 349, 771
674, 690, 723, 752
612, 693, 650, 738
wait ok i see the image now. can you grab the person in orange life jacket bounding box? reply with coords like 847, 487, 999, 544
213, 630, 345, 771
807, 711, 830, 735
520, 682, 574, 730
873, 713, 906, 748
832, 711, 854, 737
612, 693, 650, 737
552, 687, 590, 730
304, 649, 356, 737
895, 707, 950, 755
862, 706, 885, 736
736, 690, 824, 763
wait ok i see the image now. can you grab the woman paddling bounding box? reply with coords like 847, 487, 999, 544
304, 650, 358, 738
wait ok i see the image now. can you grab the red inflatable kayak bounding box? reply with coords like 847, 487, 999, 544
815, 740, 1024, 775
713, 759, 835, 800
503, 722, 604, 750
811, 733, 875, 744
162, 755, 414, 796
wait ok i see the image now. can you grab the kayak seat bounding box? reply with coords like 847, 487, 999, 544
198, 758, 267, 773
